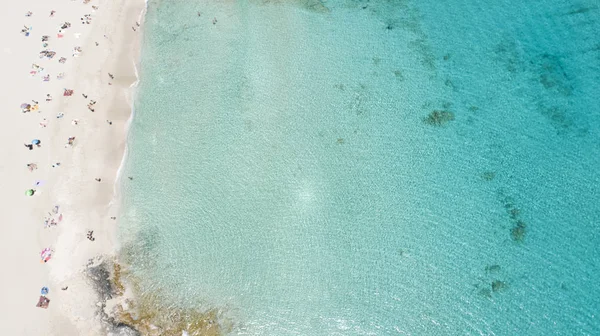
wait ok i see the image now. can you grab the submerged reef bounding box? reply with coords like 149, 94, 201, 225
423, 110, 455, 126
101, 259, 228, 336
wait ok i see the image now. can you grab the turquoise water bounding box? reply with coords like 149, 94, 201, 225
120, 0, 600, 334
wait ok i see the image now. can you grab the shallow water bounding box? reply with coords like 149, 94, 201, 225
120, 0, 600, 334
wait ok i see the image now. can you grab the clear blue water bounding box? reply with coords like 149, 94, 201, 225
120, 0, 600, 334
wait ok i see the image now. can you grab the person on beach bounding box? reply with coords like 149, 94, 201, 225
65, 136, 75, 147
95, 178, 101, 182
50, 10, 55, 17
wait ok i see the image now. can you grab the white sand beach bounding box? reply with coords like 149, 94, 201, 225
0, 0, 144, 334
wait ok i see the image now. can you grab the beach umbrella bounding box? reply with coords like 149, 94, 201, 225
32, 139, 41, 145
40, 287, 49, 295
26, 189, 35, 196
20, 103, 31, 109
40, 248, 52, 262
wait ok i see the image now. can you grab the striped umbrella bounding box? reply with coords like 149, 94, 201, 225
40, 248, 52, 263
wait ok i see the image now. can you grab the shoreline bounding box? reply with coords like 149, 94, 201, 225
46, 0, 148, 334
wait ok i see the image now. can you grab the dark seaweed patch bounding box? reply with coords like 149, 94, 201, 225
423, 110, 455, 126
392, 70, 405, 81
511, 220, 527, 242
494, 39, 525, 74
501, 196, 528, 243
536, 54, 573, 96
491, 280, 508, 292
539, 105, 573, 134
565, 6, 597, 15
481, 171, 496, 181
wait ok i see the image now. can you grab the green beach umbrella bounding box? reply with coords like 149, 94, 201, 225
26, 189, 35, 196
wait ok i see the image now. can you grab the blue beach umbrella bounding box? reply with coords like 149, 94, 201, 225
41, 287, 49, 295
32, 139, 41, 145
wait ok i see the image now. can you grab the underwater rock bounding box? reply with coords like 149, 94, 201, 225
334, 83, 345, 91
392, 70, 405, 81
536, 54, 573, 96
509, 207, 520, 220
500, 194, 529, 243
511, 220, 527, 242
491, 280, 508, 292
494, 39, 524, 74
485, 264, 501, 273
423, 110, 455, 126
481, 171, 496, 181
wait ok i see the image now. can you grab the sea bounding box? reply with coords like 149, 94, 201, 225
118, 0, 600, 334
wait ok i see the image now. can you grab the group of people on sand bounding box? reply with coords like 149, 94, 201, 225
20, 3, 139, 309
